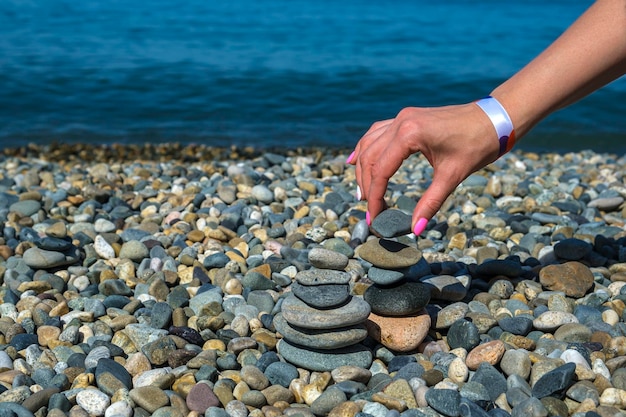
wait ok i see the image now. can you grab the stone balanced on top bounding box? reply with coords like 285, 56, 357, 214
360, 209, 433, 352
275, 247, 373, 372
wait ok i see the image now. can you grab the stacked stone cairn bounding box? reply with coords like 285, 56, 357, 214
275, 247, 373, 371
359, 209, 434, 352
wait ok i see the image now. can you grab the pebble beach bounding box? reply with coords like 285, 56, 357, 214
2, 143, 626, 417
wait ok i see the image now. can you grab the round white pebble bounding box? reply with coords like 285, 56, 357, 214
77, 389, 110, 416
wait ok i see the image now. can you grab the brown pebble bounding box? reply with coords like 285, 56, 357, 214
0, 245, 13, 260
421, 369, 444, 386
37, 325, 61, 348
172, 372, 197, 397
591, 331, 613, 348
539, 261, 594, 297
328, 401, 361, 417
466, 340, 506, 370
187, 230, 205, 243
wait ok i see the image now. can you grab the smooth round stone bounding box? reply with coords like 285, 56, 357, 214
264, 361, 299, 387
150, 302, 173, 330
465, 340, 506, 370
364, 281, 430, 316
500, 349, 532, 379
322, 237, 355, 258
512, 397, 548, 417
22, 247, 68, 269
553, 238, 593, 261
76, 388, 110, 416
291, 282, 350, 309
497, 316, 533, 336
189, 289, 223, 315
531, 212, 563, 224
564, 382, 599, 406
94, 235, 116, 259
588, 196, 624, 211
277, 339, 373, 372
84, 345, 111, 369
10, 200, 41, 217
370, 209, 412, 238
119, 240, 149, 262
244, 291, 274, 315
433, 302, 470, 329
95, 358, 132, 396
421, 275, 467, 301
357, 238, 422, 269
539, 261, 594, 298
459, 397, 491, 417
308, 247, 349, 270
553, 322, 592, 343
251, 184, 274, 204
105, 401, 133, 417
242, 271, 276, 290
531, 362, 576, 399
94, 218, 116, 233
366, 310, 431, 352
206, 407, 231, 417
273, 313, 368, 349
446, 319, 480, 351
129, 386, 170, 413
311, 387, 347, 416
351, 219, 370, 243
425, 388, 460, 417
0, 350, 13, 369
367, 266, 405, 286
22, 387, 59, 412
533, 311, 579, 331
294, 269, 351, 286
203, 253, 230, 269
280, 294, 370, 329
0, 402, 35, 417
186, 382, 221, 412
37, 236, 72, 251
9, 334, 39, 351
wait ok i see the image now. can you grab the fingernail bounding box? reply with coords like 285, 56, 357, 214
346, 151, 355, 164
366, 211, 371, 226
356, 185, 362, 201
413, 217, 428, 236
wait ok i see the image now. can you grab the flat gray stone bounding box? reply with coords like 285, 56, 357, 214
277, 339, 372, 372
9, 200, 42, 217
366, 266, 406, 286
273, 313, 368, 349
308, 247, 349, 270
291, 282, 350, 309
364, 281, 431, 316
295, 268, 351, 286
280, 294, 370, 329
370, 209, 412, 238
22, 247, 69, 269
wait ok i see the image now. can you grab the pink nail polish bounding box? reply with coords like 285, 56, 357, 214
346, 151, 355, 164
356, 185, 362, 201
366, 211, 371, 226
413, 217, 428, 236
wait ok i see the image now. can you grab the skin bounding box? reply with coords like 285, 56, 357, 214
348, 0, 626, 234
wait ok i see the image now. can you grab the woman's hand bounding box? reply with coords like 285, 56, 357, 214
347, 102, 501, 235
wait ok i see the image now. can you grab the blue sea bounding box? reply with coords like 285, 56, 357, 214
2, 0, 626, 153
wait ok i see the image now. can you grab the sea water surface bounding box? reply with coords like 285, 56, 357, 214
2, 0, 626, 153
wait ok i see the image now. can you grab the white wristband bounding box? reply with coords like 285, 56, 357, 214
475, 96, 516, 156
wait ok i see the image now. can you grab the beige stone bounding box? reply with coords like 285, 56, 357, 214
366, 310, 430, 352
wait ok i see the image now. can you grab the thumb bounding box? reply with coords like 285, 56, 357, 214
411, 173, 459, 236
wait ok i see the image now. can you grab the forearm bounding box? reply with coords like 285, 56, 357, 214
491, 0, 626, 138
